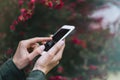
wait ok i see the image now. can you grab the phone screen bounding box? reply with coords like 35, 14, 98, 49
44, 29, 70, 51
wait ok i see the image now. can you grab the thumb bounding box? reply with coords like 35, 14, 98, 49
29, 45, 45, 61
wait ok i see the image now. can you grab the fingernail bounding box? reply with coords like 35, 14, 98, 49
40, 45, 45, 50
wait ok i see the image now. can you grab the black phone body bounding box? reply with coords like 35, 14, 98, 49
44, 25, 75, 51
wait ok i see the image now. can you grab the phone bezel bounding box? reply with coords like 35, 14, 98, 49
44, 25, 75, 52
52, 25, 75, 42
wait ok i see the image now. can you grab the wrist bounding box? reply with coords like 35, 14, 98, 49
32, 66, 48, 75
13, 58, 22, 70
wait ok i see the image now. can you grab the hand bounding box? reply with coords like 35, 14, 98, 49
13, 37, 52, 69
33, 40, 65, 75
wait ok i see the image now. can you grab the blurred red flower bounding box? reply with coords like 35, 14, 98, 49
57, 66, 64, 73
49, 76, 67, 80
89, 65, 98, 70
48, 1, 53, 8
6, 48, 13, 55
19, 31, 25, 36
30, 0, 36, 3
10, 25, 15, 31
72, 37, 87, 48
10, 0, 64, 31
54, 0, 64, 9
20, 8, 27, 14
18, 0, 24, 7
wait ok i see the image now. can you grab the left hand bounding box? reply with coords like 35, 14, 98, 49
13, 37, 52, 69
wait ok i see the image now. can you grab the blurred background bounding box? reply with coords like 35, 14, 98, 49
1, 0, 120, 80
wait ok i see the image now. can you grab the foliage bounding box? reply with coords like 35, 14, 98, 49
0, 0, 119, 80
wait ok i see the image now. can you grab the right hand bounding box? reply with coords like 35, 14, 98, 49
13, 37, 52, 69
33, 40, 65, 75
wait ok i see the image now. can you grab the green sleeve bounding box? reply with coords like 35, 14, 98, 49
0, 59, 26, 80
0, 59, 46, 80
26, 70, 46, 80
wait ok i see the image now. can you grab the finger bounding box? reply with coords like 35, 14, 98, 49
48, 40, 65, 56
25, 37, 52, 47
29, 45, 45, 61
41, 51, 47, 55
41, 41, 47, 45
31, 43, 40, 49
52, 44, 65, 62
28, 43, 40, 53
41, 35, 53, 45
50, 35, 53, 37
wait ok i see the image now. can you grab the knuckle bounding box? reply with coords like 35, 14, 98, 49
35, 43, 40, 46
64, 43, 66, 46
48, 53, 54, 58
56, 57, 62, 62
57, 55, 62, 61
34, 37, 39, 39
54, 57, 62, 63
55, 45, 60, 50
59, 56, 62, 60
27, 56, 32, 61
35, 48, 40, 53
56, 61, 60, 65
19, 40, 25, 46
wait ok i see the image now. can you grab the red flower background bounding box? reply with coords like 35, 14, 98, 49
0, 0, 120, 80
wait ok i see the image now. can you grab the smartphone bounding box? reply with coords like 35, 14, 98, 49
44, 25, 75, 51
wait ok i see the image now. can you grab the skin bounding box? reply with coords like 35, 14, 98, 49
13, 37, 65, 75
33, 40, 65, 74
13, 37, 52, 69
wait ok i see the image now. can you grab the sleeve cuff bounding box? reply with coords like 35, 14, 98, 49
27, 70, 46, 80
0, 58, 26, 80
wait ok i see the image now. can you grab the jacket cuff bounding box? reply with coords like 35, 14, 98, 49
0, 58, 26, 80
27, 70, 46, 80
